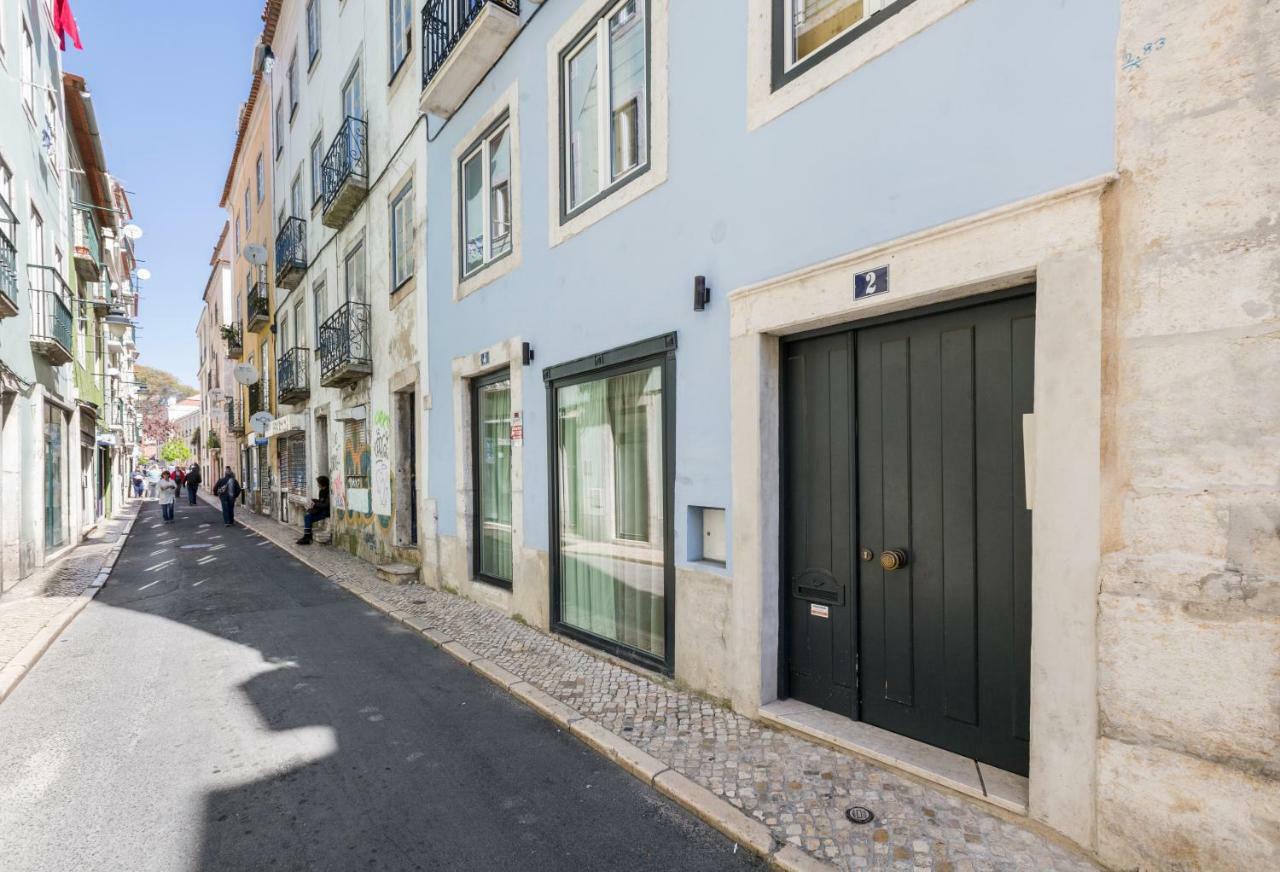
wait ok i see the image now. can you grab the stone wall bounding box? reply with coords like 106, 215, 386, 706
1099, 1, 1280, 868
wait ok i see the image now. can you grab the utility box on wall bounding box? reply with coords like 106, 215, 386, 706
688, 506, 727, 566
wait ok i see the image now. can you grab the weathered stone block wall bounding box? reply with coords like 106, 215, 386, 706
1100, 1, 1280, 868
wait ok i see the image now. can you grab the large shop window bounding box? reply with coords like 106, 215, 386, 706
560, 0, 649, 219
473, 370, 513, 588
775, 0, 913, 86
547, 334, 675, 672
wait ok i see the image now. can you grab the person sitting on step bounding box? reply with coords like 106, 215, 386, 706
296, 475, 331, 545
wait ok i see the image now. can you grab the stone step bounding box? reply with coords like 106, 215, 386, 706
376, 563, 419, 586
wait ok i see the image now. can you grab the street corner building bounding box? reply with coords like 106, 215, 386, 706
0, 6, 144, 590
193, 1, 1279, 869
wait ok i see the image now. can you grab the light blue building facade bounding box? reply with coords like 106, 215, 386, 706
415, 0, 1121, 849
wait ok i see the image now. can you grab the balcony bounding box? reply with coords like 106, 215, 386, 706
275, 217, 307, 290
420, 0, 520, 118
73, 208, 102, 283
28, 266, 74, 365
247, 280, 270, 331
277, 346, 311, 404
0, 220, 16, 319
319, 301, 372, 388
222, 322, 244, 359
86, 280, 112, 313
225, 397, 245, 435
320, 117, 369, 230
247, 381, 267, 419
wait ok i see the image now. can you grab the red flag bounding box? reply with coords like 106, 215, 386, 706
54, 0, 83, 51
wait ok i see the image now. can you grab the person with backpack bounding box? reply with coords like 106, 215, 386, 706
213, 467, 241, 526
186, 463, 202, 505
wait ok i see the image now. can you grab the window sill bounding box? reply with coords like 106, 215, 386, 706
456, 246, 520, 302
747, 0, 972, 130
390, 275, 416, 310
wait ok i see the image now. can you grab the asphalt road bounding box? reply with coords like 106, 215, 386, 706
0, 500, 762, 872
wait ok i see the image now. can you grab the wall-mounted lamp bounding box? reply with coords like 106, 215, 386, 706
693, 275, 711, 311
522, 342, 535, 366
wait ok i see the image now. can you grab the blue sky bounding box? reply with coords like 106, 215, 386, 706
67, 1, 263, 387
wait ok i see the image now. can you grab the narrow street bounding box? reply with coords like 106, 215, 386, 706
0, 501, 761, 872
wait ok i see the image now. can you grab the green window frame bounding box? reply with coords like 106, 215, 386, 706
473, 368, 514, 588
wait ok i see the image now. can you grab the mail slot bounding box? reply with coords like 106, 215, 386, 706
791, 569, 847, 607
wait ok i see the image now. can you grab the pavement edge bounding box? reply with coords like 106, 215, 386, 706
233, 504, 836, 871
0, 503, 144, 704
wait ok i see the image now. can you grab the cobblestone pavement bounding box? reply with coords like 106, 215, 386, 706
221, 502, 1100, 872
0, 504, 140, 670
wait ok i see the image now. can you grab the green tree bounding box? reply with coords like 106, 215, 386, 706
159, 438, 193, 464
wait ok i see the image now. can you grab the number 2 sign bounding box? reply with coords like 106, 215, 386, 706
854, 265, 890, 300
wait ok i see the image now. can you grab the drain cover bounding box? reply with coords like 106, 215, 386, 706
845, 806, 875, 825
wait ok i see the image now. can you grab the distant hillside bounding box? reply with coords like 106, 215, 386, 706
135, 364, 197, 441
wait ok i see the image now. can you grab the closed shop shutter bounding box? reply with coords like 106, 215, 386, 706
279, 433, 307, 496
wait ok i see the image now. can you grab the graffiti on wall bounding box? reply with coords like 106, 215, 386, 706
371, 409, 392, 517
330, 424, 345, 510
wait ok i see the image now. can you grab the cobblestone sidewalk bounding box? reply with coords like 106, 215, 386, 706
222, 502, 1100, 872
0, 503, 141, 674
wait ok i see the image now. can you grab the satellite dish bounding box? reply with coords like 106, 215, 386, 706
209, 388, 224, 402
233, 363, 260, 385
136, 268, 152, 281
244, 244, 268, 266
250, 411, 275, 434
123, 224, 144, 240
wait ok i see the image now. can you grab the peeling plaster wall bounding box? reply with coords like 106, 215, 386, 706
1098, 1, 1280, 868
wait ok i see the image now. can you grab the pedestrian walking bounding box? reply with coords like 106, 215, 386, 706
213, 467, 240, 526
132, 469, 144, 498
158, 471, 178, 523
295, 475, 331, 545
146, 465, 160, 499
173, 466, 186, 491
186, 463, 202, 505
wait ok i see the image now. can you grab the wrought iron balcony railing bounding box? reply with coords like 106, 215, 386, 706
225, 397, 245, 434
319, 301, 372, 387
420, 0, 520, 117
223, 322, 244, 359
0, 221, 17, 318
247, 280, 270, 331
320, 117, 369, 229
247, 380, 267, 418
73, 207, 102, 282
28, 265, 74, 365
277, 346, 311, 404
275, 217, 307, 289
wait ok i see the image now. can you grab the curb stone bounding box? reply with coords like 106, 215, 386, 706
223, 500, 836, 871
0, 504, 143, 704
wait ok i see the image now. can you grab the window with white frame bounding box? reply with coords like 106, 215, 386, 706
390, 182, 414, 289
561, 0, 648, 217
460, 116, 513, 277
341, 64, 363, 122
389, 0, 413, 75
29, 204, 44, 265
274, 98, 284, 157
343, 238, 366, 304
290, 171, 304, 219
243, 187, 251, 231
313, 276, 328, 343
310, 132, 323, 206
306, 0, 321, 66
21, 19, 35, 117
256, 153, 264, 204
777, 0, 903, 80
288, 51, 299, 117
0, 156, 12, 207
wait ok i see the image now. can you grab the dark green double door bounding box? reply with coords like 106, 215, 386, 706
783, 293, 1034, 775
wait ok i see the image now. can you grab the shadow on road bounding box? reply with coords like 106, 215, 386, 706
100, 501, 759, 872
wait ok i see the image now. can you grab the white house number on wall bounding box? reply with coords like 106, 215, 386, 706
854, 266, 890, 300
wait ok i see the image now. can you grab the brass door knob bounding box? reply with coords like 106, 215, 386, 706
880, 549, 908, 571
